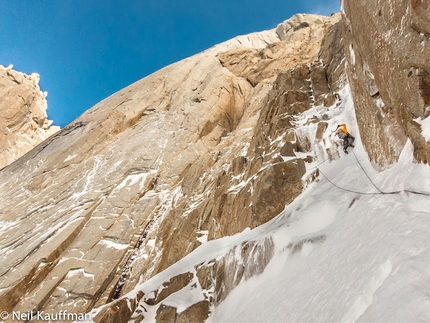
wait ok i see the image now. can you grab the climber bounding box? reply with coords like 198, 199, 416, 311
336, 123, 355, 153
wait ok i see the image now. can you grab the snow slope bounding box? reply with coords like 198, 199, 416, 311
207, 88, 430, 323
208, 140, 430, 323
94, 86, 430, 322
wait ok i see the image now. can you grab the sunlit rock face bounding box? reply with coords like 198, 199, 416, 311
0, 14, 343, 321
342, 0, 430, 166
0, 65, 59, 169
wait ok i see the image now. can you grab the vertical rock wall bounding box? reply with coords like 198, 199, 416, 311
0, 14, 342, 322
342, 0, 430, 165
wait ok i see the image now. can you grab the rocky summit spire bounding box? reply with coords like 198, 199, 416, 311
0, 65, 60, 169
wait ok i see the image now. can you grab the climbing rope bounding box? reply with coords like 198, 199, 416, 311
309, 155, 333, 170
315, 145, 428, 196
351, 149, 383, 193
318, 168, 384, 195
351, 149, 401, 195
404, 189, 430, 196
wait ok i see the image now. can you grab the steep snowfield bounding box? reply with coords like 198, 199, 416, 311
207, 88, 430, 323
94, 86, 430, 322
208, 140, 430, 323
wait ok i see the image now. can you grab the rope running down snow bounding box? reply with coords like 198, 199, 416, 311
318, 168, 386, 195
351, 149, 401, 195
316, 148, 429, 196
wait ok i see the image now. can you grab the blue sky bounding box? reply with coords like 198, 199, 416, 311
0, 0, 340, 127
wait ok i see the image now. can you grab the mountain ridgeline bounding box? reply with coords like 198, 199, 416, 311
0, 0, 429, 322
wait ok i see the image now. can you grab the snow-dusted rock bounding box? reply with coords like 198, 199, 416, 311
2, 2, 429, 321
342, 0, 430, 165
217, 14, 341, 86
0, 13, 342, 320
0, 65, 60, 169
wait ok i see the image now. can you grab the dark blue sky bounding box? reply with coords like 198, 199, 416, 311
0, 0, 340, 127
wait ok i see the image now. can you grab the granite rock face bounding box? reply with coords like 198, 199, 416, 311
0, 13, 342, 321
0, 65, 60, 169
10, 2, 430, 318
342, 0, 430, 165
0, 2, 422, 320
217, 14, 340, 87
